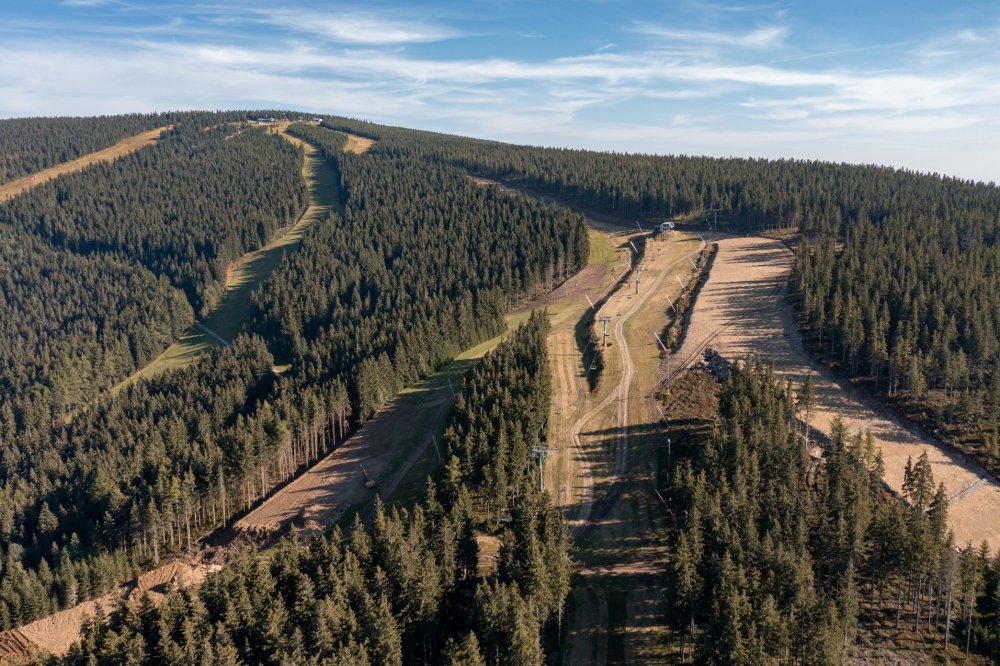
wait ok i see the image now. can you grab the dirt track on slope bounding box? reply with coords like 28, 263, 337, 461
234, 388, 457, 537
473, 178, 697, 662
0, 561, 219, 660
671, 235, 1000, 550
567, 237, 705, 534
0, 127, 168, 205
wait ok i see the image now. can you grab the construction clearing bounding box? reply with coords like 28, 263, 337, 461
669, 235, 1000, 551
0, 560, 220, 660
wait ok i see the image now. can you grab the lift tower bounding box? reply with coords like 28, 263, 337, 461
599, 316, 612, 347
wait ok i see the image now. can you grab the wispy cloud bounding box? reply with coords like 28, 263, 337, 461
3, 2, 1000, 183
259, 9, 458, 45
630, 22, 789, 49
61, 0, 135, 7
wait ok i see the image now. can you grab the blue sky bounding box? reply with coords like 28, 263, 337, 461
2, 1, 998, 183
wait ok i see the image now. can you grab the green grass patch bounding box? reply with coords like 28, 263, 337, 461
385, 429, 444, 510
588, 229, 619, 266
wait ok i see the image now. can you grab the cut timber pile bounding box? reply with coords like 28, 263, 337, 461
0, 630, 34, 661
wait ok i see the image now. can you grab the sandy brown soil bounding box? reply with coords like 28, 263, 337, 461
537, 236, 624, 519
234, 389, 455, 537
671, 235, 1000, 550
0, 561, 218, 660
0, 127, 168, 205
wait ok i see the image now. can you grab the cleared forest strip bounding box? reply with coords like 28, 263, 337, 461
237, 227, 621, 536
341, 132, 375, 154
0, 561, 218, 660
560, 234, 702, 664
0, 126, 168, 204
109, 127, 339, 392
566, 234, 704, 534
466, 177, 696, 659
671, 235, 1000, 550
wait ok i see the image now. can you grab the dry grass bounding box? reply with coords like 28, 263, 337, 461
341, 133, 375, 154
465, 180, 701, 661
558, 232, 702, 665
0, 127, 168, 205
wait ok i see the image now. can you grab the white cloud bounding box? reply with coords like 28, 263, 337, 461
61, 0, 135, 7
630, 22, 789, 49
259, 9, 458, 45
2, 5, 999, 183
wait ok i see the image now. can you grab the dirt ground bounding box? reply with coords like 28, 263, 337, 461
671, 235, 1000, 551
0, 560, 219, 660
234, 385, 457, 537
559, 233, 703, 665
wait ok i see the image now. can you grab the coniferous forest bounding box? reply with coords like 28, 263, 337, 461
320, 116, 1000, 472
4, 110, 1000, 663
51, 313, 570, 666
0, 115, 168, 185
0, 120, 306, 433
664, 362, 1000, 662
0, 116, 585, 633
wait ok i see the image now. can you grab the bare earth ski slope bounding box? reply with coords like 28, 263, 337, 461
671, 235, 1000, 550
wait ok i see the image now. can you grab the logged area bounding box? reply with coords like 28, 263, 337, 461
672, 235, 1000, 549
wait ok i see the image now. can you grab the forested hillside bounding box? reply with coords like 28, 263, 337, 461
0, 119, 306, 442
320, 115, 1000, 470
0, 119, 586, 631
52, 313, 570, 665
0, 114, 167, 185
258, 123, 587, 421
792, 193, 1000, 465
665, 362, 997, 662
1, 123, 306, 314
9, 111, 1000, 660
